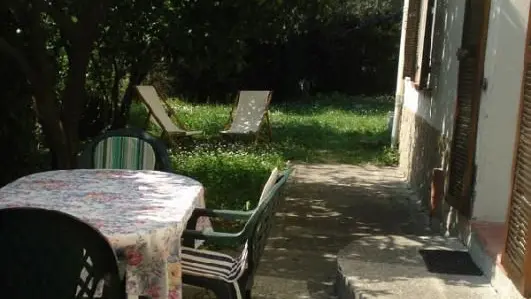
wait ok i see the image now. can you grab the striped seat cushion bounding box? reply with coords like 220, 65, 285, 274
182, 244, 248, 299
93, 136, 157, 170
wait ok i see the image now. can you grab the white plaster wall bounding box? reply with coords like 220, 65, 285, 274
472, 0, 530, 222
400, 0, 529, 222
402, 0, 466, 138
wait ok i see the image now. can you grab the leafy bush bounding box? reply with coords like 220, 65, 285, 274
168, 1, 402, 102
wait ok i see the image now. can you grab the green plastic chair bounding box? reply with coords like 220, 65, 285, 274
0, 207, 124, 298
78, 128, 173, 172
180, 165, 294, 299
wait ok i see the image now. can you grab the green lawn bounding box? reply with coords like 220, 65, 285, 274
129, 93, 397, 210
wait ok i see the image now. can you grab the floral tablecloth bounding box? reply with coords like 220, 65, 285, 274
0, 169, 211, 299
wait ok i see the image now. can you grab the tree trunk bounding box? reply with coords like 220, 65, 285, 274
33, 89, 71, 169
61, 46, 92, 167
40, 121, 70, 169
110, 61, 123, 121
111, 63, 149, 129
2, 0, 108, 169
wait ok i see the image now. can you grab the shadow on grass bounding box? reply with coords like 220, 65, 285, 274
273, 120, 393, 164
169, 142, 284, 210
274, 93, 394, 117
128, 95, 398, 210
168, 121, 396, 210
169, 117, 395, 166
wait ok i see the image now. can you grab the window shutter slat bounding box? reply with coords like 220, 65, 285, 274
446, 0, 490, 216
414, 0, 435, 88
403, 0, 421, 79
427, 0, 445, 90
503, 5, 531, 294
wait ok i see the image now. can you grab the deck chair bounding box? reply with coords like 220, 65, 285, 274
221, 90, 273, 142
135, 85, 202, 142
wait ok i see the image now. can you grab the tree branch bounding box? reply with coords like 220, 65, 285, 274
77, 0, 111, 43
34, 0, 77, 41
27, 1, 55, 88
0, 37, 35, 83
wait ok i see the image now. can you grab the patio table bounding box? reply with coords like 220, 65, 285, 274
0, 169, 211, 299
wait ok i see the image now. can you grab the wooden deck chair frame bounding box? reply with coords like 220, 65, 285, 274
135, 85, 202, 145
222, 90, 273, 143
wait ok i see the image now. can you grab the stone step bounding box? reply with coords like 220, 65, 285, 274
335, 235, 501, 299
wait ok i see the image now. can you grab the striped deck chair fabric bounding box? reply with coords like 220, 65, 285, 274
135, 85, 202, 137
221, 90, 272, 135
182, 243, 249, 299
258, 167, 279, 204
93, 136, 157, 170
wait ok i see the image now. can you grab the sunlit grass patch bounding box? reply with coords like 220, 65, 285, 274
129, 93, 398, 209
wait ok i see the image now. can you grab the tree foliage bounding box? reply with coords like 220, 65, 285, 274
0, 0, 401, 173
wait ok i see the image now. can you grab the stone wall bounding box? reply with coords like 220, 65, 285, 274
399, 107, 443, 210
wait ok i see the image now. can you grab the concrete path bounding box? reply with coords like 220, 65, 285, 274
184, 163, 500, 298
252, 163, 499, 299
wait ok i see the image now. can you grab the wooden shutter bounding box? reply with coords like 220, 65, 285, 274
414, 0, 435, 89
426, 0, 443, 90
403, 0, 421, 78
502, 7, 531, 296
446, 0, 490, 216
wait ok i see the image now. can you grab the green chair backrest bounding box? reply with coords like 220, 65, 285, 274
78, 128, 173, 172
258, 167, 280, 204
0, 207, 122, 298
93, 136, 156, 170
242, 166, 293, 284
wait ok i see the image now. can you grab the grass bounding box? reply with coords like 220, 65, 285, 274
129, 92, 398, 210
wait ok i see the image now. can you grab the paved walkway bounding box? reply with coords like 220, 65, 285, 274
185, 163, 499, 298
